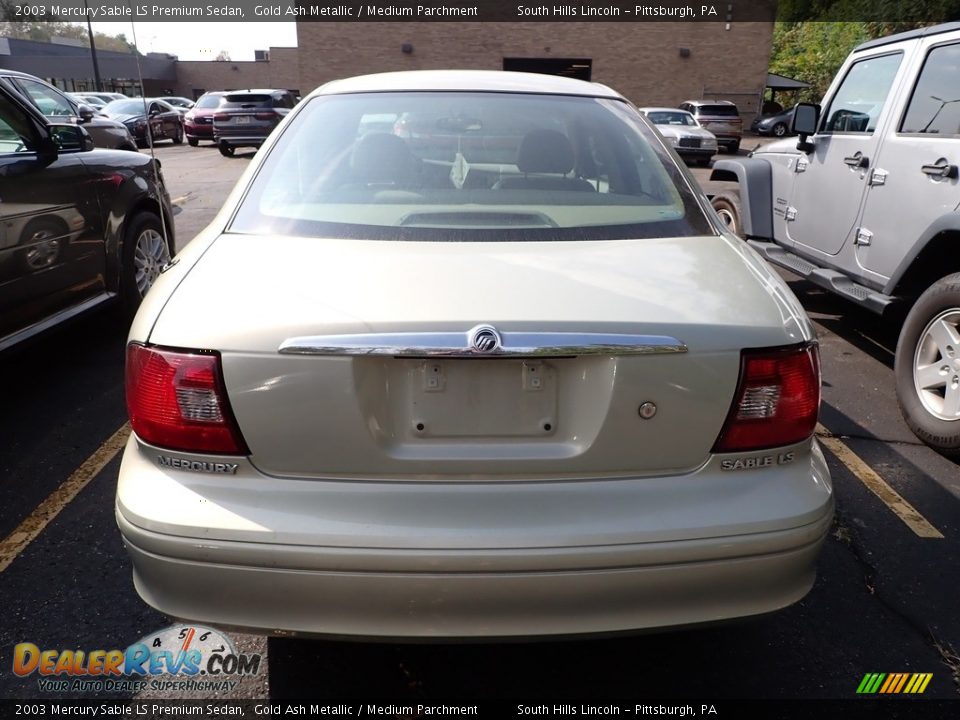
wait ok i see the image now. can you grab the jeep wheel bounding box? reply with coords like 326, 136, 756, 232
895, 273, 960, 458
711, 191, 743, 238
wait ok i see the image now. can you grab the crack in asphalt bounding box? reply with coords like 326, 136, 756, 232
831, 511, 960, 696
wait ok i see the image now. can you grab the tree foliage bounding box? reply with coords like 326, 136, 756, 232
0, 0, 138, 54
770, 1, 960, 103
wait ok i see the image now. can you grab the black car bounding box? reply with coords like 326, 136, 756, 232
212, 89, 296, 157
101, 98, 184, 148
751, 106, 798, 137
0, 70, 137, 151
0, 83, 175, 351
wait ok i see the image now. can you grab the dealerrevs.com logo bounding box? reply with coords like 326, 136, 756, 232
13, 624, 261, 694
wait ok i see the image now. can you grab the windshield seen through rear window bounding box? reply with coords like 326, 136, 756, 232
229, 92, 713, 242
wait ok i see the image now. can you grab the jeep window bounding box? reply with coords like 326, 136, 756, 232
822, 53, 902, 134
901, 42, 960, 135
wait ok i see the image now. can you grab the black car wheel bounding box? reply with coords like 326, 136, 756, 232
172, 124, 184, 145
218, 141, 235, 157
121, 211, 172, 317
895, 273, 960, 458
187, 137, 199, 147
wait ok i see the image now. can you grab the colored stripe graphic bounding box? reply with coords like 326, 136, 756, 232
857, 673, 932, 694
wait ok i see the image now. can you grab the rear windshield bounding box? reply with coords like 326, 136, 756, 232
698, 105, 739, 117
195, 95, 222, 109
230, 92, 713, 242
223, 94, 272, 106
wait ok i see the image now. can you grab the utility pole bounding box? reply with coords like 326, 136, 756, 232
83, 0, 103, 92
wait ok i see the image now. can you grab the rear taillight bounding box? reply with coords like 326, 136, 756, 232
254, 111, 277, 120
712, 343, 820, 453
213, 112, 230, 121
126, 344, 248, 455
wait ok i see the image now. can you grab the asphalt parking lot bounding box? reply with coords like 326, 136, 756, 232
0, 140, 958, 709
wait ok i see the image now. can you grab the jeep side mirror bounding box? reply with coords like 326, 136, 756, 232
792, 103, 820, 153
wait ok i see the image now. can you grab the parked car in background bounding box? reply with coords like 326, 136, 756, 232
751, 106, 797, 137
0, 70, 137, 151
0, 82, 174, 352
212, 88, 296, 157
679, 100, 743, 153
161, 96, 195, 113
637, 107, 718, 166
182, 91, 224, 146
69, 93, 108, 111
101, 98, 184, 148
83, 91, 128, 104
118, 70, 832, 640
710, 22, 960, 457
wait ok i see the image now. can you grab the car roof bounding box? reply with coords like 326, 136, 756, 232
638, 107, 693, 114
855, 21, 960, 52
313, 70, 622, 100
683, 100, 737, 106
223, 89, 290, 95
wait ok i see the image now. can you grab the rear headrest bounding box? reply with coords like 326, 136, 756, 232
516, 129, 575, 174
350, 132, 415, 184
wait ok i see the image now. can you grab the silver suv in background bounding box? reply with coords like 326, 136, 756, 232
710, 22, 960, 458
679, 100, 742, 153
0, 71, 137, 151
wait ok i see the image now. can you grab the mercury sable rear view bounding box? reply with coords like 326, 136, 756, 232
117, 70, 833, 638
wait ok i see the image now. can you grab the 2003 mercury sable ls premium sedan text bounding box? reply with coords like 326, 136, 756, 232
117, 71, 834, 639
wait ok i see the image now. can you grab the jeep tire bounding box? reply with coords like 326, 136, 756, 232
711, 191, 743, 238
894, 273, 960, 458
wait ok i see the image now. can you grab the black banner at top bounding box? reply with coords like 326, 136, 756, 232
8, 0, 959, 22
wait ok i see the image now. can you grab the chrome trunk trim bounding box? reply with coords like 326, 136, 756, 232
279, 329, 688, 357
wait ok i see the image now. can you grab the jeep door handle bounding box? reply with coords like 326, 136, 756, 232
921, 159, 959, 179
843, 152, 869, 169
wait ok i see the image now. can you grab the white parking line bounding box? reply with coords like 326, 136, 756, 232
0, 424, 130, 573
816, 424, 944, 539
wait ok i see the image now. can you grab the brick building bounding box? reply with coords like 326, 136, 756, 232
294, 22, 775, 124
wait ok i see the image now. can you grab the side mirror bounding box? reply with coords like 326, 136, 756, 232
792, 103, 820, 153
77, 104, 95, 123
49, 124, 95, 153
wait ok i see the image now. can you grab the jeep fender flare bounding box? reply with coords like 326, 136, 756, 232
886, 213, 960, 297
709, 158, 774, 240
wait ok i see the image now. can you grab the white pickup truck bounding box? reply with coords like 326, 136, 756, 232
710, 21, 960, 457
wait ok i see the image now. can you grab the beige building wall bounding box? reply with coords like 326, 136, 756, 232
173, 47, 300, 97
295, 22, 774, 123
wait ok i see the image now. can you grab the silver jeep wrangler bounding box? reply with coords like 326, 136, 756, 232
711, 22, 960, 458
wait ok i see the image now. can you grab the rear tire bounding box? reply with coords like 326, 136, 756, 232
219, 141, 235, 157
120, 212, 172, 318
894, 274, 960, 458
711, 191, 743, 238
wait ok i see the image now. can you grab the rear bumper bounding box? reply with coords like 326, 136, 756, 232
116, 436, 833, 638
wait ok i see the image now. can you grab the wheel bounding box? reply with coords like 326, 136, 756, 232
135, 137, 147, 149
894, 273, 960, 458
711, 190, 743, 237
121, 211, 172, 317
19, 217, 67, 271
772, 122, 788, 137
172, 124, 183, 144
219, 141, 235, 157
187, 136, 199, 147
727, 140, 741, 154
